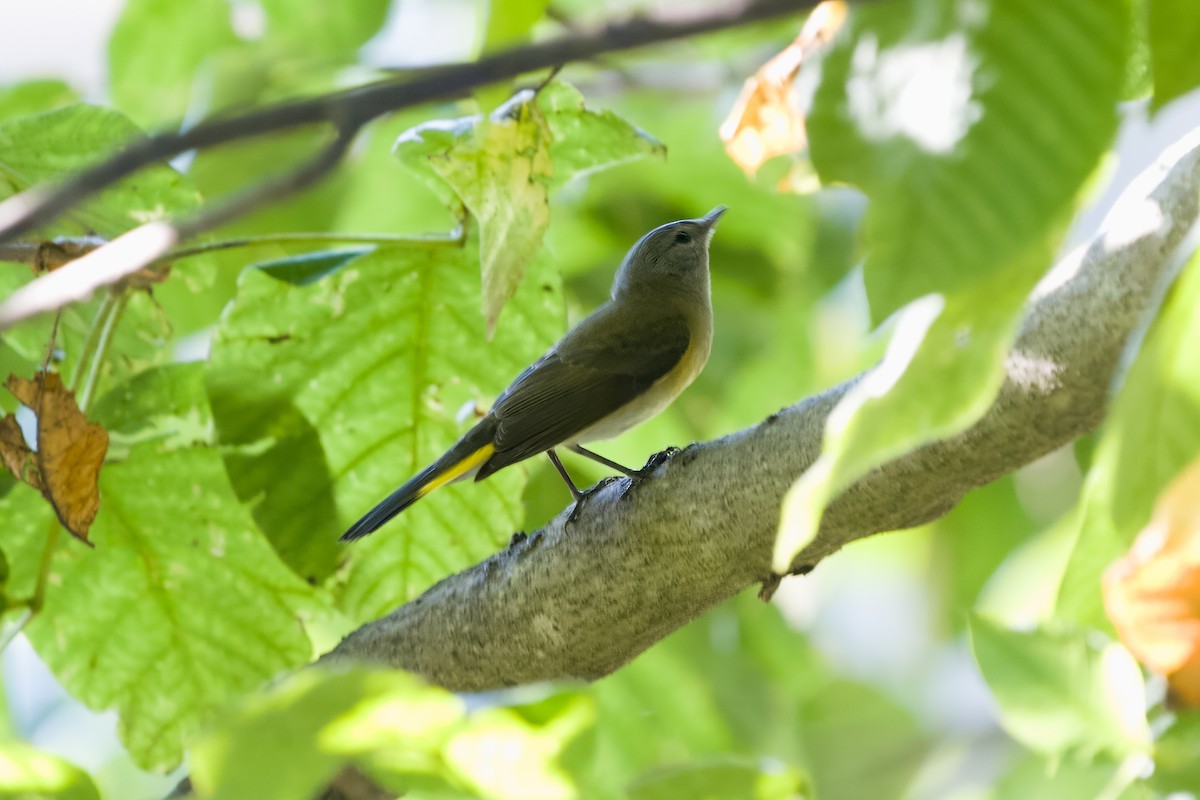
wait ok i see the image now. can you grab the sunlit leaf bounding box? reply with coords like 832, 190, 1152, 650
774, 254, 1044, 573
206, 246, 564, 612
395, 82, 663, 334
1104, 458, 1200, 707
628, 757, 808, 800
259, 0, 391, 62
0, 79, 77, 121
24, 444, 316, 771
188, 668, 467, 800
969, 616, 1149, 759
108, 0, 237, 127
0, 105, 201, 237
1150, 710, 1200, 793
1057, 253, 1200, 628
1148, 0, 1200, 110
0, 741, 100, 800
807, 0, 1126, 321
90, 362, 214, 455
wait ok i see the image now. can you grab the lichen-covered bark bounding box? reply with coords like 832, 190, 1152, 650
323, 131, 1200, 692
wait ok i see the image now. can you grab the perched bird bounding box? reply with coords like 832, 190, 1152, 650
341, 206, 726, 541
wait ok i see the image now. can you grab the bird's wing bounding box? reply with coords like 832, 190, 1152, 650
479, 307, 691, 476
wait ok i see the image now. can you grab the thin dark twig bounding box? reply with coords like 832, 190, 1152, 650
0, 128, 359, 329
176, 125, 357, 238
0, 0, 815, 243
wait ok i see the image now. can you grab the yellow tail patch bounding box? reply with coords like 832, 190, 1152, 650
418, 443, 495, 498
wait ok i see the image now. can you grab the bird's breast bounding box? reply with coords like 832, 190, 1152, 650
570, 321, 712, 444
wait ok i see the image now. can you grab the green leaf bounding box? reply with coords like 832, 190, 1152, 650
442, 694, 593, 799
481, 0, 549, 52
1148, 0, 1200, 110
91, 363, 215, 456
994, 752, 1132, 800
475, 0, 551, 111
107, 0, 238, 127
1150, 710, 1200, 793
205, 246, 564, 616
774, 254, 1044, 572
1056, 252, 1200, 627
807, 0, 1127, 322
0, 486, 54, 608
0, 105, 201, 236
395, 83, 663, 334
191, 667, 592, 800
628, 758, 808, 800
259, 0, 391, 62
399, 96, 551, 336
188, 668, 467, 800
0, 741, 100, 800
0, 80, 77, 121
254, 247, 374, 286
24, 445, 316, 771
969, 616, 1149, 760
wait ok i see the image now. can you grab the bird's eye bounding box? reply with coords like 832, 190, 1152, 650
674, 230, 691, 244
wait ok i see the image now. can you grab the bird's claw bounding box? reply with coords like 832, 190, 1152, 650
634, 446, 682, 480
566, 476, 622, 523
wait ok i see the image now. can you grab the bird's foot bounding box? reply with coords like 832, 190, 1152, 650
566, 476, 622, 523
633, 446, 682, 480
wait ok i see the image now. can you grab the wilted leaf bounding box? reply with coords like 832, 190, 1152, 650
395, 82, 663, 336
1, 372, 108, 542
1104, 458, 1200, 707
719, 0, 846, 176
400, 94, 551, 336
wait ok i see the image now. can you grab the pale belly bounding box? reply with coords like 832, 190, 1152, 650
568, 334, 711, 445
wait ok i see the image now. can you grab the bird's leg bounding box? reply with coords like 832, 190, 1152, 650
567, 444, 638, 477
546, 449, 584, 501
570, 444, 681, 480
547, 448, 621, 523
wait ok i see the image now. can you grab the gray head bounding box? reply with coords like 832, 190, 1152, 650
612, 206, 727, 301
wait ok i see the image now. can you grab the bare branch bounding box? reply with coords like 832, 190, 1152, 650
321, 130, 1200, 692
0, 129, 356, 329
0, 0, 815, 244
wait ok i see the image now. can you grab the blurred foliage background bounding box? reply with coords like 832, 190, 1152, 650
0, 0, 1199, 798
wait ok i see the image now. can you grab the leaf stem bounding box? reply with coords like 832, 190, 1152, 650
164, 229, 465, 261
69, 291, 128, 412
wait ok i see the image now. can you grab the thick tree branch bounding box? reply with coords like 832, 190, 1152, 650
322, 131, 1200, 691
0, 0, 814, 244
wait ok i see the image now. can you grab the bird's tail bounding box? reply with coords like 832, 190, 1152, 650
340, 417, 498, 542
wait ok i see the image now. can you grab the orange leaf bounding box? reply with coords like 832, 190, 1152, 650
718, 0, 847, 176
3, 373, 108, 543
1104, 458, 1200, 708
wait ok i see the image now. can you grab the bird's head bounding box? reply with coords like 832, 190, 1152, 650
612, 206, 727, 301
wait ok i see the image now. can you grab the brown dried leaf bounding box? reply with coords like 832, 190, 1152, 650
1104, 458, 1200, 707
718, 0, 847, 176
34, 236, 105, 273
3, 372, 108, 543
0, 414, 41, 491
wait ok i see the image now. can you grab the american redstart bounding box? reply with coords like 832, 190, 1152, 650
341, 206, 726, 541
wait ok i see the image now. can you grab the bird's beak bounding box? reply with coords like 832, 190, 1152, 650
701, 205, 728, 230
